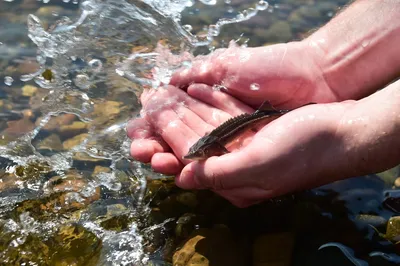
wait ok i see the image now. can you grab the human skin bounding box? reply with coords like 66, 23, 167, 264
128, 0, 400, 207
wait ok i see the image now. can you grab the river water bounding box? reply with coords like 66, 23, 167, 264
0, 0, 399, 265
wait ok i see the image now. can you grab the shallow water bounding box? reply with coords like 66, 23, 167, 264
0, 0, 399, 265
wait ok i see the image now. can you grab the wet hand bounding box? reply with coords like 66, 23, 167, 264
169, 42, 339, 108
128, 84, 353, 207
175, 97, 354, 207
128, 84, 254, 175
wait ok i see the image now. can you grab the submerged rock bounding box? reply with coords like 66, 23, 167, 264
173, 226, 246, 266
383, 197, 400, 214
59, 121, 88, 139
92, 165, 111, 176
62, 133, 89, 150
14, 160, 51, 181
36, 134, 64, 152
3, 117, 35, 137
0, 222, 51, 265
46, 224, 102, 266
38, 113, 77, 132
252, 232, 295, 266
99, 204, 131, 232
385, 216, 400, 242
395, 177, 400, 188
21, 85, 38, 97
8, 172, 100, 221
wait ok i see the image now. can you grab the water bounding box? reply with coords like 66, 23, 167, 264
0, 0, 399, 265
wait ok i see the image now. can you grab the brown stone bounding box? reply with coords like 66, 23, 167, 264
63, 133, 89, 150
252, 232, 295, 266
39, 113, 76, 131
59, 121, 88, 138
4, 118, 35, 137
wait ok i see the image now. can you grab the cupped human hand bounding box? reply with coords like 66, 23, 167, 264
170, 41, 339, 108
128, 84, 255, 174
128, 84, 355, 207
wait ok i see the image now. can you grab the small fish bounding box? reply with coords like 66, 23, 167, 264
183, 102, 313, 160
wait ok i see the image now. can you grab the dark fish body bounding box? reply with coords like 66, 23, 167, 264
183, 105, 289, 160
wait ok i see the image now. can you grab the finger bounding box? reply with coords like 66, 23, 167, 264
146, 106, 202, 162
151, 152, 184, 175
169, 50, 226, 88
163, 85, 232, 127
176, 150, 258, 190
126, 117, 153, 139
172, 102, 215, 137
130, 139, 167, 163
141, 88, 157, 106
187, 84, 255, 116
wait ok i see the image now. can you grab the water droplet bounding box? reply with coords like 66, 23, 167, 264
250, 83, 260, 91
199, 0, 216, 5
208, 25, 219, 37
82, 101, 92, 113
212, 84, 227, 91
362, 40, 369, 48
227, 6, 234, 13
62, 0, 70, 3
74, 74, 91, 89
43, 0, 50, 3
115, 68, 124, 76
27, 15, 44, 33
81, 0, 96, 13
36, 54, 46, 65
88, 59, 102, 72
256, 0, 269, 11
224, 0, 231, 4
183, 24, 192, 32
4, 76, 13, 86
81, 93, 90, 101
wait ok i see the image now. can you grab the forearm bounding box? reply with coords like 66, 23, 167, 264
335, 79, 400, 179
306, 0, 400, 100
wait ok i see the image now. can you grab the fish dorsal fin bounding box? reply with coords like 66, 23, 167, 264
209, 113, 252, 137
255, 100, 277, 113
255, 100, 278, 113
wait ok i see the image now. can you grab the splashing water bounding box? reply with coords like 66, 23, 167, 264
0, 0, 275, 264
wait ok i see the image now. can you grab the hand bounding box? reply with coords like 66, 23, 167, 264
170, 42, 339, 108
128, 84, 354, 207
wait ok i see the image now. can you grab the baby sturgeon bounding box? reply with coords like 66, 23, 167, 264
183, 102, 285, 160
183, 102, 314, 160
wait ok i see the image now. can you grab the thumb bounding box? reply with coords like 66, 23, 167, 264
175, 151, 256, 190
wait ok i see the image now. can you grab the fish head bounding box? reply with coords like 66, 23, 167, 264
183, 137, 229, 160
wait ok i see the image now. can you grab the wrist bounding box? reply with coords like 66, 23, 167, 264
305, 0, 400, 101
333, 81, 400, 179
